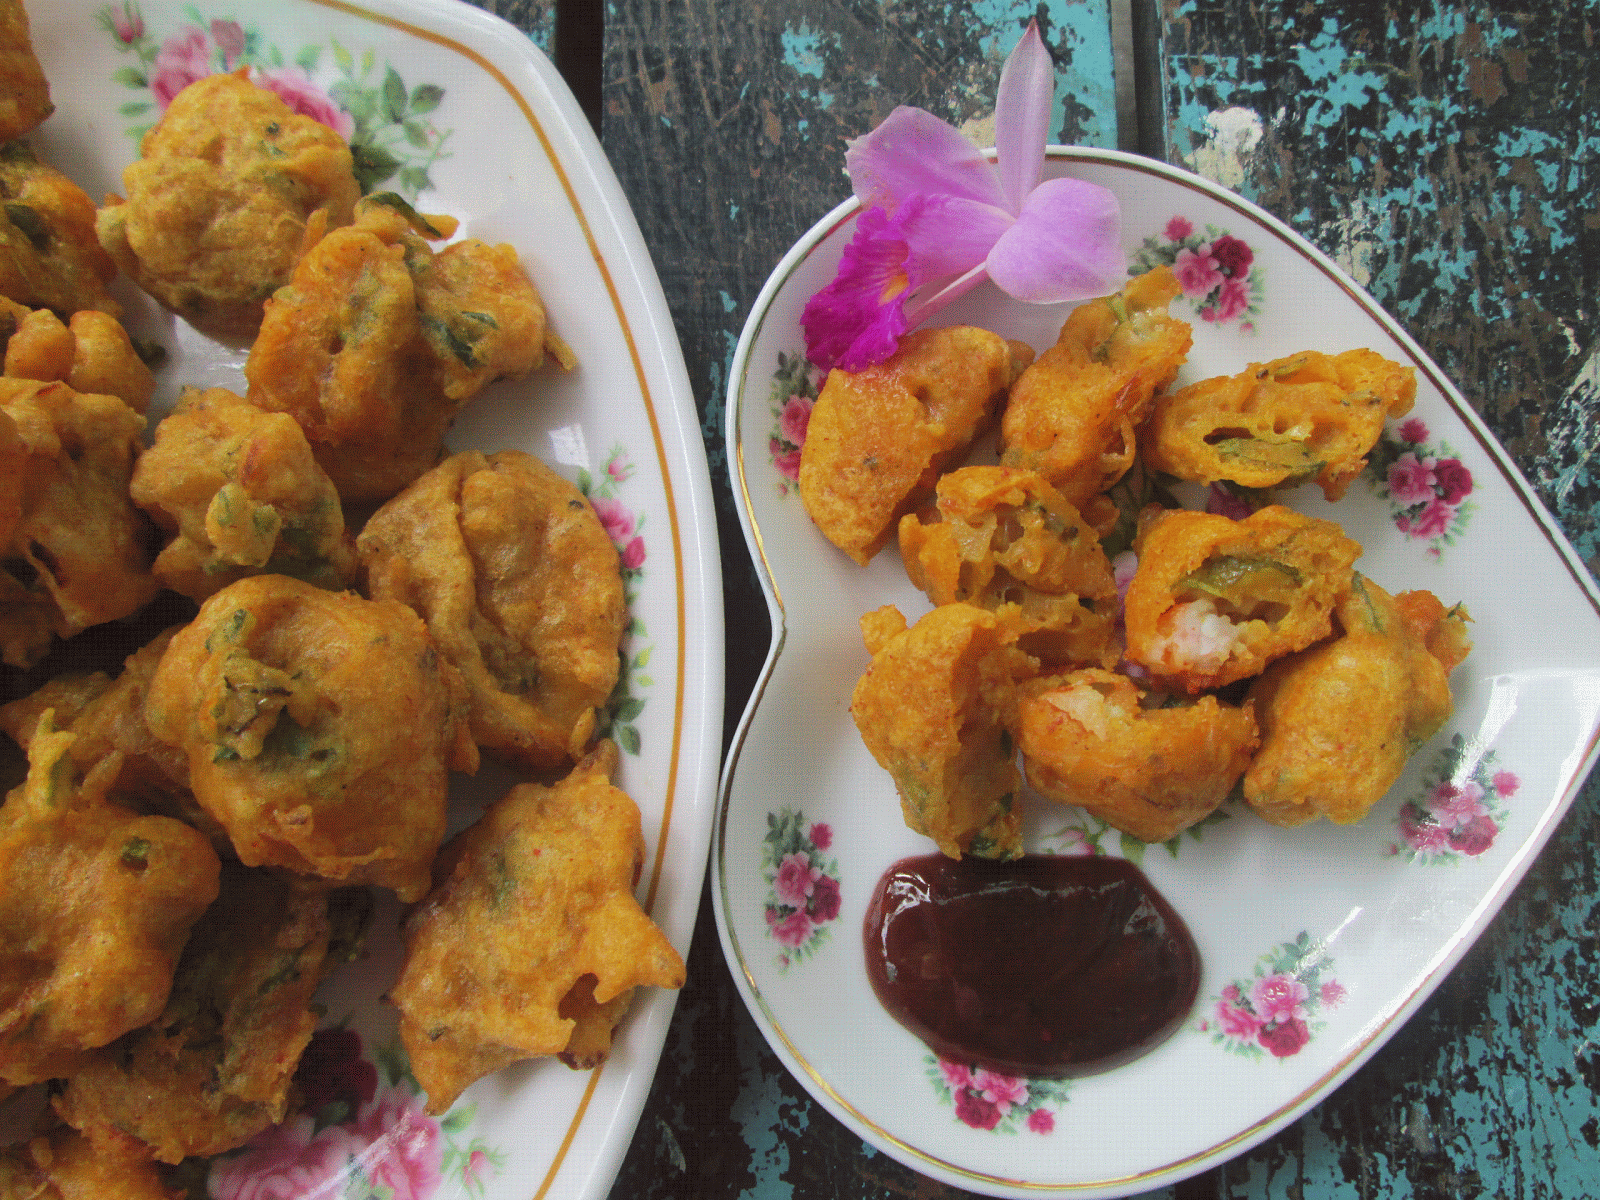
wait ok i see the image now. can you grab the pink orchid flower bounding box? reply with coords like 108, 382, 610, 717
801, 20, 1122, 371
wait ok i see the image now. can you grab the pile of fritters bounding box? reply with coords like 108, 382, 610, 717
802, 266, 1469, 855
0, 0, 682, 1182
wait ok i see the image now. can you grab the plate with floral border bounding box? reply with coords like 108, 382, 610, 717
716, 147, 1600, 1197
2, 2, 723, 1199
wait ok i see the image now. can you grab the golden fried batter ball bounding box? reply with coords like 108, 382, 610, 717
54, 865, 360, 1163
0, 718, 221, 1086
0, 0, 51, 142
0, 378, 159, 669
0, 1125, 181, 1200
245, 196, 562, 502
1123, 504, 1361, 693
1, 302, 157, 413
1014, 668, 1258, 843
1141, 348, 1416, 502
1243, 575, 1470, 827
144, 575, 477, 901
130, 386, 358, 602
1000, 266, 1191, 521
898, 465, 1118, 668
0, 628, 222, 847
0, 141, 119, 319
358, 449, 625, 772
799, 326, 1034, 565
851, 603, 1036, 860
95, 69, 359, 337
391, 741, 685, 1114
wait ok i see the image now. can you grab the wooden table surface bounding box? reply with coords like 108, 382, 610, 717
471, 2, 1599, 1196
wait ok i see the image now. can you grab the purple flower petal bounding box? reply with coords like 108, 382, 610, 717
994, 20, 1054, 214
845, 106, 1006, 211
800, 204, 921, 371
898, 193, 1013, 279
986, 176, 1123, 303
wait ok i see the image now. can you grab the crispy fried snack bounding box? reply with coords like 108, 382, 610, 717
54, 865, 365, 1163
1141, 348, 1416, 501
358, 449, 625, 772
0, 718, 220, 1086
95, 69, 359, 337
1, 301, 157, 413
798, 326, 1034, 564
1000, 267, 1191, 522
0, 0, 51, 143
0, 628, 221, 847
245, 195, 564, 502
0, 1125, 181, 1200
131, 386, 358, 602
1243, 575, 1471, 827
0, 378, 159, 668
1123, 505, 1361, 692
390, 742, 685, 1114
0, 141, 119, 318
144, 575, 477, 901
898, 465, 1118, 668
851, 603, 1036, 859
1014, 668, 1258, 843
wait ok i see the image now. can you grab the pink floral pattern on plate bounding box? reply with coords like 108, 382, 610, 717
1044, 807, 1233, 864
1196, 932, 1345, 1060
209, 1026, 504, 1200
926, 1057, 1071, 1134
760, 809, 840, 969
97, 2, 452, 198
580, 446, 653, 755
1131, 216, 1263, 330
766, 351, 821, 495
1387, 732, 1516, 863
1364, 417, 1475, 557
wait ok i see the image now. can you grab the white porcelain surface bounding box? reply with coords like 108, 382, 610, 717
718, 148, 1600, 1198
20, 4, 723, 1198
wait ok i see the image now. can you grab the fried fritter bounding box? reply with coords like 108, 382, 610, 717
54, 865, 365, 1163
1000, 266, 1191, 524
0, 718, 220, 1086
1122, 504, 1361, 692
0, 628, 219, 847
130, 386, 358, 602
0, 1124, 181, 1200
358, 449, 625, 772
799, 326, 1034, 565
1141, 348, 1416, 501
898, 465, 1118, 668
1, 302, 157, 413
1014, 668, 1258, 843
851, 603, 1037, 860
0, 0, 51, 143
95, 69, 360, 337
0, 141, 119, 319
0, 378, 159, 669
245, 196, 562, 502
390, 742, 685, 1114
144, 575, 477, 901
1243, 575, 1471, 827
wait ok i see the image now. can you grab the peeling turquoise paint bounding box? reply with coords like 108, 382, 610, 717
780, 22, 827, 80
731, 1017, 808, 1199
719, 290, 737, 313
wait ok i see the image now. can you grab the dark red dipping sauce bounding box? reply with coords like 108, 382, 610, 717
863, 854, 1200, 1078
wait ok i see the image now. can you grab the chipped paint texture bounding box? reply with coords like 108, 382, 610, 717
1159, 0, 1600, 582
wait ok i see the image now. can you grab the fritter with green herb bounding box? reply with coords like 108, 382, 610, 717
130, 385, 358, 603
144, 575, 477, 901
390, 741, 684, 1114
95, 69, 359, 338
